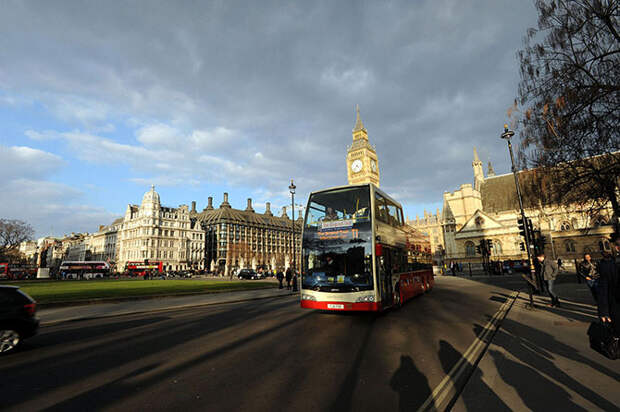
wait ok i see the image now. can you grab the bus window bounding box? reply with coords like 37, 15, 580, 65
374, 193, 389, 224
385, 199, 402, 227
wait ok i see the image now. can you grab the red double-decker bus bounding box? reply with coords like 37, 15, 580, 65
125, 261, 163, 277
0, 263, 37, 280
300, 183, 434, 312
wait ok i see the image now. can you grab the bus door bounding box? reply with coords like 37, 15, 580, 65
377, 245, 393, 308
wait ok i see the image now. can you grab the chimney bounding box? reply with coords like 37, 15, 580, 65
191, 201, 196, 212
264, 202, 273, 216
246, 198, 254, 212
220, 192, 231, 208
205, 196, 214, 210
281, 206, 289, 219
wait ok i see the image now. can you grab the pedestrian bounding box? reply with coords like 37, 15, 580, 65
578, 253, 599, 303
596, 235, 620, 336
276, 270, 284, 289
450, 261, 456, 276
285, 267, 292, 289
292, 271, 298, 292
537, 252, 560, 307
557, 258, 563, 271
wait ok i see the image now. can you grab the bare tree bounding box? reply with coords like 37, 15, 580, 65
0, 219, 35, 260
515, 0, 620, 234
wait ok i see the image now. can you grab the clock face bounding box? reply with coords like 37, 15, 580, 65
351, 159, 363, 173
370, 160, 377, 172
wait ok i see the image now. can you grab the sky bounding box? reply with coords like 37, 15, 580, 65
0, 0, 539, 238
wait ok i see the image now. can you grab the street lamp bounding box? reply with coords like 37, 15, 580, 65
289, 179, 296, 274
501, 124, 536, 308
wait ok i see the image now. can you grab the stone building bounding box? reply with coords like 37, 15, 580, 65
409, 148, 615, 271
347, 105, 380, 187
116, 186, 205, 272
192, 194, 302, 276
88, 219, 122, 263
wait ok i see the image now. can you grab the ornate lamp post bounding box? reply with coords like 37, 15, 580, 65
501, 124, 535, 308
289, 179, 296, 274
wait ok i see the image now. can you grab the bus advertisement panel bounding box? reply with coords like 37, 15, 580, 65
300, 184, 433, 312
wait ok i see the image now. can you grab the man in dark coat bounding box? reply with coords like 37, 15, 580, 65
597, 235, 620, 336
285, 267, 292, 290
536, 252, 559, 307
276, 270, 284, 289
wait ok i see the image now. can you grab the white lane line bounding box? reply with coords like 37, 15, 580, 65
417, 291, 519, 412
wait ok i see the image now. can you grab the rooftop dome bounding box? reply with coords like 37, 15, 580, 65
142, 185, 160, 206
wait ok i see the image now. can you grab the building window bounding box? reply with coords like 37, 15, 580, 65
564, 240, 576, 253
599, 240, 611, 252
491, 240, 502, 256
465, 241, 475, 256
559, 221, 571, 231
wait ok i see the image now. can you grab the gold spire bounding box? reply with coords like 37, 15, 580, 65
353, 104, 365, 132
473, 147, 480, 163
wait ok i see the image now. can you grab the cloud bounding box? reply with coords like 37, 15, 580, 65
0, 145, 64, 179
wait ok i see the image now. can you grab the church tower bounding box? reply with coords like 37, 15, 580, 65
472, 147, 484, 190
346, 105, 380, 187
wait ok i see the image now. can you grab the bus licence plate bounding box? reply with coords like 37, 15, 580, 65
327, 304, 344, 309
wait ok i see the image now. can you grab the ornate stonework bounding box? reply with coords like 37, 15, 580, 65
346, 105, 380, 187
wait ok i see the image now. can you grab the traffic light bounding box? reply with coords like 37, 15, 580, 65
526, 218, 534, 235
486, 239, 493, 252
475, 245, 481, 254
519, 242, 525, 251
517, 217, 527, 239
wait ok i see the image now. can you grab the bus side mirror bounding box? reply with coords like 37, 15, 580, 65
375, 244, 383, 257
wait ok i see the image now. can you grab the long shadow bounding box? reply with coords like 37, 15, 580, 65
475, 319, 620, 411
389, 355, 433, 412
0, 298, 299, 408
488, 349, 586, 411
44, 309, 316, 411
329, 314, 377, 411
438, 340, 510, 411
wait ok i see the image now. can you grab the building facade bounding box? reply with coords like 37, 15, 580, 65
192, 194, 302, 276
347, 105, 380, 187
409, 148, 616, 271
116, 186, 205, 272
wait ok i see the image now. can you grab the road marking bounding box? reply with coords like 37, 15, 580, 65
417, 290, 519, 412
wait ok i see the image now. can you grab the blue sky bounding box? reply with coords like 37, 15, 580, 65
0, 0, 538, 237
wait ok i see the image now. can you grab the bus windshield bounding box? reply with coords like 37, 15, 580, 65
302, 186, 373, 292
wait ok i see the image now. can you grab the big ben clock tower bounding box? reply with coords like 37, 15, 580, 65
347, 105, 380, 187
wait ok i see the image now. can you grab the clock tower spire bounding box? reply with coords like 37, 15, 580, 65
346, 105, 380, 187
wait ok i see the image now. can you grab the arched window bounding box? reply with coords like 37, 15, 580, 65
599, 240, 611, 252
491, 240, 502, 256
465, 241, 475, 256
559, 221, 571, 231
564, 240, 576, 253
593, 218, 608, 226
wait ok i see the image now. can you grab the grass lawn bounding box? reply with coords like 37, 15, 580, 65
8, 279, 276, 304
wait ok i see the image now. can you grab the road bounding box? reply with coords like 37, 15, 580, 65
2, 276, 519, 411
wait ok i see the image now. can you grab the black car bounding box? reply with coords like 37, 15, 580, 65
237, 269, 258, 279
0, 286, 39, 354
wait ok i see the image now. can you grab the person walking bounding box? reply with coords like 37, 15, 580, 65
578, 253, 599, 302
597, 236, 620, 336
292, 270, 298, 292
285, 267, 292, 290
537, 252, 560, 307
276, 270, 284, 289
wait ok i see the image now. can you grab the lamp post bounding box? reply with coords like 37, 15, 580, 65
289, 179, 296, 274
501, 124, 535, 308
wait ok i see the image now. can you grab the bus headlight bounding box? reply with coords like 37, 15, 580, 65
302, 294, 317, 301
356, 295, 375, 302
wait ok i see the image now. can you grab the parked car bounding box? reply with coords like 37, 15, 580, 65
0, 286, 39, 354
237, 269, 257, 279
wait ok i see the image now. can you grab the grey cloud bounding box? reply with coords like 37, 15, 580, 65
1, 0, 538, 209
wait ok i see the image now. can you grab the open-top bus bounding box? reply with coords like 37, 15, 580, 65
300, 183, 434, 311
59, 261, 110, 279
125, 261, 163, 277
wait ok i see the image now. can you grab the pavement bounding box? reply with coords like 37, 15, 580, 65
38, 287, 296, 325
453, 275, 620, 412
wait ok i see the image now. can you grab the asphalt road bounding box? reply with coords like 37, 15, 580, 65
1, 276, 520, 411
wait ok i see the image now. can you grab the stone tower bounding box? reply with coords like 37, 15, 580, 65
346, 105, 380, 187
472, 147, 484, 190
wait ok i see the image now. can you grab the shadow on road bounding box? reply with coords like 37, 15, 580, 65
475, 317, 620, 411
390, 355, 433, 412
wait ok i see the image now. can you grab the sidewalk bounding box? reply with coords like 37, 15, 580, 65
454, 282, 620, 411
38, 287, 297, 325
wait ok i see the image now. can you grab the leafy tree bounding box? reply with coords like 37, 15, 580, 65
0, 218, 35, 261
515, 0, 620, 234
